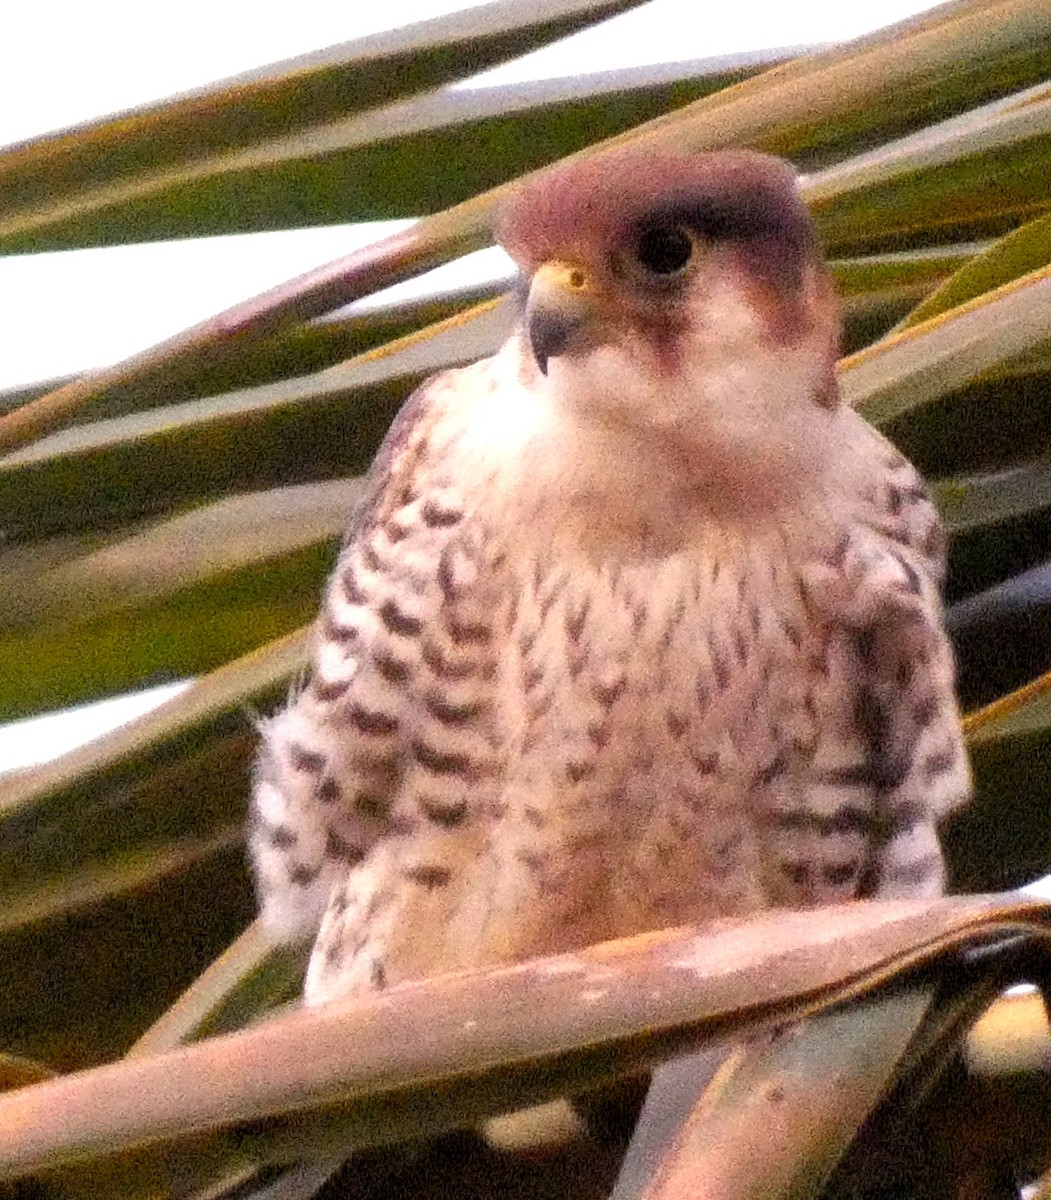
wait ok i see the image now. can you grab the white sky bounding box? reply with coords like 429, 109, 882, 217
0, 0, 946, 392
0, 0, 945, 772
3, 1, 943, 149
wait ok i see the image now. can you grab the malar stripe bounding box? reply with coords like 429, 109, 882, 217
379, 598, 424, 638
412, 739, 481, 778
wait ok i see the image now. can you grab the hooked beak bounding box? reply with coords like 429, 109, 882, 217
525, 261, 596, 375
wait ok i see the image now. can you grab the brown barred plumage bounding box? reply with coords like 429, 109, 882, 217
249, 147, 969, 1007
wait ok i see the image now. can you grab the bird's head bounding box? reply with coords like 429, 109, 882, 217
496, 146, 842, 503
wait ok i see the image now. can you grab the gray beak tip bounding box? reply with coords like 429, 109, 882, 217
527, 305, 579, 377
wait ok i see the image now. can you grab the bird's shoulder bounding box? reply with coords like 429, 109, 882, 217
308, 347, 525, 712
799, 415, 969, 834
340, 356, 502, 549
800, 415, 948, 635
852, 417, 947, 587
250, 360, 514, 945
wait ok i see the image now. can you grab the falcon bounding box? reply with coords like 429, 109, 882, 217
249, 145, 970, 1007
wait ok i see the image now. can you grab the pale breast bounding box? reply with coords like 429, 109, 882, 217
482, 531, 841, 953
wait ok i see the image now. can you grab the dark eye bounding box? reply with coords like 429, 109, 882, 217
633, 225, 694, 276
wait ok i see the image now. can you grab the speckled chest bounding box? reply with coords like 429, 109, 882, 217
507, 541, 814, 768
485, 538, 826, 930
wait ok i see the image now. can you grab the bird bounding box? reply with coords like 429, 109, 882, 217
248, 144, 971, 1009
